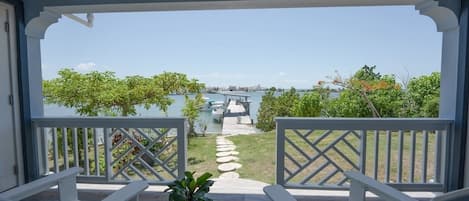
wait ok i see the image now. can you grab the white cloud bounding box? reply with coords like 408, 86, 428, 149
75, 62, 97, 71
278, 72, 287, 76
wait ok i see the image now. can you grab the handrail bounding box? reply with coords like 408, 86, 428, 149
0, 167, 82, 201
32, 117, 187, 128
276, 117, 453, 130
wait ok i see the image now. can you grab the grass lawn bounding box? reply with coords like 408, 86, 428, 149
186, 135, 220, 178
187, 133, 278, 183
229, 132, 277, 184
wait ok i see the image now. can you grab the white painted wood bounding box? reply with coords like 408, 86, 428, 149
23, 8, 73, 177
0, 168, 148, 201
345, 171, 416, 201
349, 180, 365, 201
101, 181, 148, 201
5, 2, 24, 188
263, 185, 297, 201
58, 176, 78, 201
0, 2, 19, 193
432, 187, 469, 201
47, 0, 418, 14
32, 117, 186, 128
414, 0, 461, 188
26, 37, 44, 117
26, 35, 50, 176
275, 118, 452, 130
0, 167, 81, 201
438, 29, 460, 119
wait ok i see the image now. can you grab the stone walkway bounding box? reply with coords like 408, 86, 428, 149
222, 101, 258, 135
216, 136, 242, 179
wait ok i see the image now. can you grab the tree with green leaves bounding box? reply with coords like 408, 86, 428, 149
43, 69, 206, 173
291, 91, 322, 117
256, 87, 278, 132
43, 69, 205, 117
182, 93, 206, 136
328, 65, 404, 117
405, 72, 440, 117
256, 87, 300, 132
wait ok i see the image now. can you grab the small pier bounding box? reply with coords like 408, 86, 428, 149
219, 93, 258, 135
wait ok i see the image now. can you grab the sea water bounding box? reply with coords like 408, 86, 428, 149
44, 91, 339, 134
44, 92, 265, 134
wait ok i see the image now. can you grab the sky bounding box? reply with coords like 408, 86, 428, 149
41, 6, 442, 89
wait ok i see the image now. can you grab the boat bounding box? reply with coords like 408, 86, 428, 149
212, 107, 224, 122
209, 101, 224, 108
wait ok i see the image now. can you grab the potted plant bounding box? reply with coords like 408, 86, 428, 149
165, 171, 215, 201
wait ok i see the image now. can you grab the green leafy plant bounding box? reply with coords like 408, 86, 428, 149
165, 171, 214, 201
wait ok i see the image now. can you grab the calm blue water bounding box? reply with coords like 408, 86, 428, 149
44, 92, 265, 133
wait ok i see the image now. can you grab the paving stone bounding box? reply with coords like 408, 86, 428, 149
217, 139, 233, 143
216, 152, 232, 157
216, 156, 239, 163
230, 151, 239, 156
218, 163, 242, 172
217, 142, 234, 146
216, 145, 236, 149
230, 162, 242, 169
218, 164, 236, 172
218, 172, 240, 179
217, 147, 236, 152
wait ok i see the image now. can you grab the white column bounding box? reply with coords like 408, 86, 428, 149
439, 28, 460, 119
26, 36, 49, 175
439, 28, 460, 189
25, 8, 61, 175
416, 0, 460, 119
26, 36, 44, 117
415, 0, 460, 188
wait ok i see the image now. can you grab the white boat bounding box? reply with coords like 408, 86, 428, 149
209, 101, 224, 108
212, 107, 224, 122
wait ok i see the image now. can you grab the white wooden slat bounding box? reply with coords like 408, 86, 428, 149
263, 185, 297, 201
432, 188, 469, 201
0, 167, 82, 201
101, 181, 149, 201
344, 171, 416, 201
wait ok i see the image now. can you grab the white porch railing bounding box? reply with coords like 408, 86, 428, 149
276, 118, 453, 191
32, 117, 187, 184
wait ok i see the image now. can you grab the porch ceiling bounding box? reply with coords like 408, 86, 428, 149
44, 0, 419, 14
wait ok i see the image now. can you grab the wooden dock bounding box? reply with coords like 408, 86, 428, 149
221, 100, 258, 135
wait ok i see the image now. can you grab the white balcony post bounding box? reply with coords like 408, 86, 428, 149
415, 1, 460, 118
438, 29, 460, 119
349, 180, 366, 201
25, 8, 61, 176
415, 0, 460, 190
26, 36, 44, 117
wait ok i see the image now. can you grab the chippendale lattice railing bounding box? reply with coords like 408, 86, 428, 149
276, 118, 453, 191
32, 117, 187, 184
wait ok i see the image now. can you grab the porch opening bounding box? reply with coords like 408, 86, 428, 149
25, 1, 459, 200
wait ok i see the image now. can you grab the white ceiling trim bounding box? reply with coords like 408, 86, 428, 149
47, 0, 419, 14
